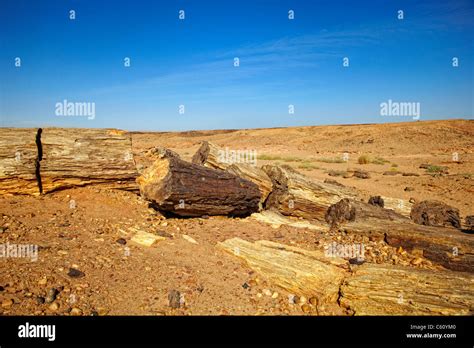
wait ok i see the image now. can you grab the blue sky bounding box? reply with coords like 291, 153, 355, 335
0, 0, 472, 131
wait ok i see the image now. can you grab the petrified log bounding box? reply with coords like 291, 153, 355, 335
0, 128, 138, 195
380, 196, 413, 216
251, 210, 328, 232
192, 141, 271, 207
326, 198, 409, 226
217, 238, 348, 308
262, 165, 357, 221
340, 263, 474, 315
368, 195, 384, 207
192, 141, 226, 170
337, 219, 474, 272
227, 164, 272, 208
137, 152, 261, 217
410, 200, 461, 229
466, 215, 474, 231
0, 128, 38, 195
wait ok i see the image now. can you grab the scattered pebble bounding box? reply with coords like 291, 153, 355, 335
70, 307, 82, 316
411, 257, 423, 266
156, 230, 173, 238
168, 290, 181, 309
45, 288, 59, 303
48, 302, 59, 311
116, 238, 127, 245
67, 268, 85, 278
2, 299, 13, 308
301, 304, 311, 313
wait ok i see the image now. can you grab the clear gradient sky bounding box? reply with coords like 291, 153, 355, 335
0, 0, 473, 131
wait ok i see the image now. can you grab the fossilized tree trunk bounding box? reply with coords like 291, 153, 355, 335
0, 128, 138, 195
218, 238, 474, 315
326, 198, 410, 226
326, 198, 474, 272
137, 152, 261, 217
192, 141, 272, 207
262, 164, 357, 221
217, 238, 348, 308
340, 263, 474, 315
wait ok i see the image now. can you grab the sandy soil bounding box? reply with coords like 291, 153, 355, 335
1, 119, 473, 315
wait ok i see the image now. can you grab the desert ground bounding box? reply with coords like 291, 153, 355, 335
1, 119, 473, 315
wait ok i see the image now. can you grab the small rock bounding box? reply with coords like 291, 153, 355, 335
116, 238, 127, 245
299, 296, 307, 304
465, 216, 474, 231
262, 289, 272, 296
353, 170, 370, 179
70, 307, 82, 316
96, 307, 109, 316
38, 277, 47, 286
368, 196, 384, 208
48, 302, 59, 311
36, 296, 45, 304
67, 268, 85, 278
402, 172, 420, 177
409, 197, 417, 204
410, 200, 461, 229
301, 304, 311, 313
156, 230, 173, 238
242, 283, 250, 290
271, 292, 279, 299
45, 288, 59, 303
248, 279, 257, 287
309, 297, 318, 306
411, 257, 423, 266
404, 186, 415, 192
168, 290, 181, 309
1, 299, 13, 308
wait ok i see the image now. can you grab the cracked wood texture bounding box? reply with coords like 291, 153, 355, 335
262, 164, 357, 222
0, 128, 138, 195
137, 152, 261, 217
192, 141, 272, 208
340, 263, 474, 315
219, 238, 473, 315
339, 219, 474, 273
217, 238, 348, 310
0, 128, 38, 195
325, 198, 410, 226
